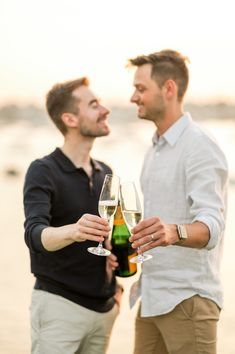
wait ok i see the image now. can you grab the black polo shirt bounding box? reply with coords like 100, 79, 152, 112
23, 148, 116, 312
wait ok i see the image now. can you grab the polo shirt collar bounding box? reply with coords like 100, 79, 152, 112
53, 148, 102, 172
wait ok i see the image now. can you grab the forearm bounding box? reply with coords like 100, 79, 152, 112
41, 224, 79, 251
41, 213, 110, 252
173, 221, 210, 248
130, 217, 211, 253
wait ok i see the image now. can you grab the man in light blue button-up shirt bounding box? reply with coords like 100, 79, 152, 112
128, 50, 228, 354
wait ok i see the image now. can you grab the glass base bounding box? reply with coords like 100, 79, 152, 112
130, 253, 152, 264
87, 246, 111, 257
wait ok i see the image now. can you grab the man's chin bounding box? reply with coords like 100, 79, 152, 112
137, 109, 147, 120
98, 127, 110, 137
138, 113, 149, 121
82, 127, 110, 138
98, 121, 110, 136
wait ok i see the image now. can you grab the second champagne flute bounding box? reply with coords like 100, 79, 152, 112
87, 174, 120, 256
120, 181, 152, 263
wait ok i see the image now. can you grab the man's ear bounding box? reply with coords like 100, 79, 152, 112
61, 112, 79, 128
163, 80, 177, 100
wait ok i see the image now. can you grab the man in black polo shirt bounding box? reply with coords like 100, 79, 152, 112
23, 77, 120, 354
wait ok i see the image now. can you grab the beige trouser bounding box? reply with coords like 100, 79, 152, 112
134, 295, 220, 354
30, 289, 119, 354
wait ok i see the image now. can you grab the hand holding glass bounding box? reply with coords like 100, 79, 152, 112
120, 181, 152, 263
88, 174, 119, 256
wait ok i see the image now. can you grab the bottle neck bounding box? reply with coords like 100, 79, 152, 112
113, 205, 125, 226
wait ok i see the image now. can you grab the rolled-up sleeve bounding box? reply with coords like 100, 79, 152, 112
23, 160, 54, 253
185, 136, 228, 250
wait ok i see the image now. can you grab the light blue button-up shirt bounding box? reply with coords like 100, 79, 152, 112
137, 112, 228, 317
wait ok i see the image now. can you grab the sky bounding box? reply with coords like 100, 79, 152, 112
0, 0, 235, 106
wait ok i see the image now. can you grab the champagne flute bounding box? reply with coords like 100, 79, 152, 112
120, 181, 152, 263
88, 174, 119, 256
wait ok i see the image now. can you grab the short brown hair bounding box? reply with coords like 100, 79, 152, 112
128, 50, 190, 101
46, 77, 89, 134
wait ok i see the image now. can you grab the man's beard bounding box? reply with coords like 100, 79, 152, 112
138, 94, 165, 123
139, 105, 165, 123
80, 119, 110, 138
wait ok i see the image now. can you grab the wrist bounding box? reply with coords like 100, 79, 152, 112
171, 224, 180, 244
65, 224, 85, 243
174, 224, 188, 245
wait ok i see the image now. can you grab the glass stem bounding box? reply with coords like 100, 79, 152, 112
137, 247, 144, 263
97, 242, 103, 248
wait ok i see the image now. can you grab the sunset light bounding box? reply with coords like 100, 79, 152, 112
1, 0, 235, 105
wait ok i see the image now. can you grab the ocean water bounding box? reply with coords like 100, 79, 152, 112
0, 116, 234, 353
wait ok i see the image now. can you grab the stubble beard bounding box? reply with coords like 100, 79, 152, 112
80, 119, 110, 138
138, 106, 165, 124
138, 94, 166, 123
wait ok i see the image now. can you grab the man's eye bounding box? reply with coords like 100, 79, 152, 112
138, 87, 145, 93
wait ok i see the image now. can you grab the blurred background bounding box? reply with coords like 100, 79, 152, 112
0, 0, 235, 353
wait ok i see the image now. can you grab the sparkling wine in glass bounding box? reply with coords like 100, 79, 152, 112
88, 174, 119, 256
120, 181, 152, 263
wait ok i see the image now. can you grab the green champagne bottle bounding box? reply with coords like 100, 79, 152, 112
111, 204, 137, 277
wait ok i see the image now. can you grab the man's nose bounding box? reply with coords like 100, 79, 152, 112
101, 105, 110, 115
130, 91, 138, 103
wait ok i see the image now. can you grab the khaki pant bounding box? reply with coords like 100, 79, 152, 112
30, 289, 119, 354
134, 295, 220, 354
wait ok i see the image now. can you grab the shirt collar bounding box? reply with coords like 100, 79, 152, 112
152, 112, 192, 147
91, 159, 102, 171
53, 148, 102, 173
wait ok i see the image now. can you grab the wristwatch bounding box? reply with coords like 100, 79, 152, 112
176, 225, 188, 243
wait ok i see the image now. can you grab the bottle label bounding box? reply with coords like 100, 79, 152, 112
128, 254, 138, 273
113, 219, 125, 226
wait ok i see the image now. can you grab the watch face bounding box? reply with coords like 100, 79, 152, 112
177, 225, 188, 240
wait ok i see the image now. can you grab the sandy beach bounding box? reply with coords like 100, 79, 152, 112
1, 119, 235, 354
